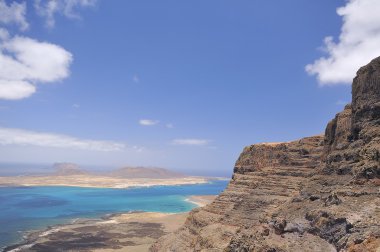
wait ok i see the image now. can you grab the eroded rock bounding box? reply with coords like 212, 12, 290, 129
151, 57, 380, 252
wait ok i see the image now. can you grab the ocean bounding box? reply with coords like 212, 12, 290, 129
0, 180, 228, 249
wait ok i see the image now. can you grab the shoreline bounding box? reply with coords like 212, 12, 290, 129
0, 175, 217, 189
3, 195, 217, 252
185, 195, 217, 207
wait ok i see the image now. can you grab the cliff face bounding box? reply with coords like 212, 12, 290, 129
151, 57, 380, 252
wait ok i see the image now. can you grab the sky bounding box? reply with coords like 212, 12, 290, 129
0, 0, 380, 177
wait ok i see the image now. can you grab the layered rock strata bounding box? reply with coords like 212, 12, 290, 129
151, 57, 380, 252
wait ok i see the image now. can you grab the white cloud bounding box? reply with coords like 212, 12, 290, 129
306, 0, 380, 85
34, 0, 59, 28
0, 0, 28, 31
0, 127, 126, 151
34, 0, 97, 28
139, 119, 159, 126
0, 35, 72, 100
171, 138, 210, 146
0, 80, 36, 100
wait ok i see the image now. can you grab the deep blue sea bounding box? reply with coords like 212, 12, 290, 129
0, 180, 228, 249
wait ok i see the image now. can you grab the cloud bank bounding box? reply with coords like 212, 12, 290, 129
306, 0, 380, 85
0, 35, 73, 100
0, 127, 126, 151
0, 0, 98, 100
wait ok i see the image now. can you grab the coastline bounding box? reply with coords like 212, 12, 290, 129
185, 195, 217, 207
3, 195, 216, 252
0, 174, 211, 189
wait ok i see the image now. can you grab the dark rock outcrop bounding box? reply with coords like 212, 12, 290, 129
151, 57, 380, 252
322, 58, 380, 181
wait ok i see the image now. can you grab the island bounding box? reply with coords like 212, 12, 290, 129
0, 164, 210, 188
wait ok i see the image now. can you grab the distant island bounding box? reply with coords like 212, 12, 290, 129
0, 162, 227, 251
0, 163, 210, 188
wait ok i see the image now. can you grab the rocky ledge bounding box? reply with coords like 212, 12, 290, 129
151, 57, 380, 252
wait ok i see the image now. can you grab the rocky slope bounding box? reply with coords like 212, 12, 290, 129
151, 57, 380, 252
108, 166, 186, 179
53, 162, 88, 176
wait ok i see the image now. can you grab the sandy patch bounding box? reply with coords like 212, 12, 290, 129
186, 195, 217, 207
0, 175, 209, 189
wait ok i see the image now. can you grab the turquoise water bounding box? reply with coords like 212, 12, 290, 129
0, 180, 228, 249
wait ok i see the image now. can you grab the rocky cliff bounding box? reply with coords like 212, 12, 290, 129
151, 57, 380, 252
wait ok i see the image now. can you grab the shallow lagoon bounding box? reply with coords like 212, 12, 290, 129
0, 180, 228, 249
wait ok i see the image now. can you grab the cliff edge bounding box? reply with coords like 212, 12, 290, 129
151, 57, 380, 252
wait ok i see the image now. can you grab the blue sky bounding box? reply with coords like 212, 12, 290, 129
0, 0, 379, 176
